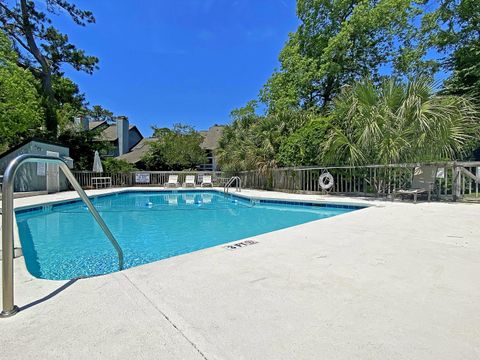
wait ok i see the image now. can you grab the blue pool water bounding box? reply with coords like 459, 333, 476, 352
15, 191, 363, 280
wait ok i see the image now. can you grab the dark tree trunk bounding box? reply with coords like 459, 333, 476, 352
20, 0, 57, 135
321, 75, 336, 111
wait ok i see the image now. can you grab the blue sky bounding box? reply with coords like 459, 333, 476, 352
58, 0, 298, 136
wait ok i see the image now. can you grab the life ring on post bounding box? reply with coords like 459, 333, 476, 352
319, 172, 334, 191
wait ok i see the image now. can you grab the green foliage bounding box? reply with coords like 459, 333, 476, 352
261, 0, 435, 113
429, 0, 480, 102
0, 32, 43, 152
53, 75, 88, 128
277, 118, 331, 167
143, 124, 207, 170
217, 103, 315, 172
151, 126, 173, 139
220, 0, 480, 170
0, 0, 98, 133
89, 105, 114, 123
444, 43, 480, 101
102, 158, 137, 173
53, 75, 86, 109
323, 77, 480, 165
58, 128, 112, 170
41, 26, 99, 74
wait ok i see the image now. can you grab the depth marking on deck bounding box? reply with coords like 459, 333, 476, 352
224, 240, 259, 250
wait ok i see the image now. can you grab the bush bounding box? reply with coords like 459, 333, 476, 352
102, 158, 137, 173
276, 118, 330, 167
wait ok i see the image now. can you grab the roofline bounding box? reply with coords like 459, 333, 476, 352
92, 124, 144, 144
0, 138, 69, 159
115, 154, 145, 164
89, 120, 108, 130
128, 128, 144, 151
129, 126, 144, 141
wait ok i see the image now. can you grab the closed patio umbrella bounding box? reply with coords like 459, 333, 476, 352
93, 151, 103, 173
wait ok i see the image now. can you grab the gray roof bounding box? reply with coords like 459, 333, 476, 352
98, 123, 136, 142
200, 125, 224, 150
116, 138, 158, 164
88, 121, 107, 130
0, 138, 69, 160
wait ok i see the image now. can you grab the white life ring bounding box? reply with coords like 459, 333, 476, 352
319, 172, 334, 190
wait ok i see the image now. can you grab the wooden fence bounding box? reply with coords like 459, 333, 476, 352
73, 161, 480, 201
73, 171, 224, 188
238, 161, 480, 201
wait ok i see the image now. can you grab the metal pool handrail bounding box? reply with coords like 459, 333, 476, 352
1, 154, 124, 318
224, 176, 241, 193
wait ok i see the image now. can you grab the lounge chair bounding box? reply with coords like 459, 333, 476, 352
201, 175, 213, 187
165, 175, 179, 188
183, 175, 196, 188
392, 166, 438, 203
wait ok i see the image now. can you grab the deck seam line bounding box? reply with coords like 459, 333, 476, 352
120, 273, 209, 360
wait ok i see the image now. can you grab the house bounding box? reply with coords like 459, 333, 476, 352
77, 116, 143, 157
116, 137, 156, 169
198, 125, 224, 171
115, 125, 225, 171
0, 139, 73, 193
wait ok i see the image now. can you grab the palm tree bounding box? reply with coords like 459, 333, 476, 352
323, 77, 479, 165
217, 107, 315, 173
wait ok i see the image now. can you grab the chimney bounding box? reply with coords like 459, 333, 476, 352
116, 116, 129, 155
74, 116, 89, 131
81, 117, 89, 131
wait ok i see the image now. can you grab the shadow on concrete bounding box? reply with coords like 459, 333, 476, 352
19, 278, 78, 312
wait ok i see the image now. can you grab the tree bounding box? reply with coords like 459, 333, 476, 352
260, 0, 436, 113
0, 31, 43, 152
102, 158, 137, 173
444, 42, 480, 102
427, 0, 480, 102
143, 124, 207, 170
276, 118, 331, 167
58, 127, 112, 170
216, 102, 261, 173
0, 0, 98, 134
89, 105, 114, 123
151, 126, 172, 138
217, 103, 314, 172
323, 77, 479, 166
219, 1, 480, 171
54, 74, 88, 129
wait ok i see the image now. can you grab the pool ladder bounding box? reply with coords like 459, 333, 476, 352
1, 154, 124, 318
224, 176, 241, 194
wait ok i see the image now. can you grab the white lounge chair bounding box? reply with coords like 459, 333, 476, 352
201, 175, 213, 187
183, 175, 196, 188
393, 166, 438, 203
165, 175, 179, 188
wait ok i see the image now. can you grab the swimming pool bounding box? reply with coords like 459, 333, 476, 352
15, 190, 364, 280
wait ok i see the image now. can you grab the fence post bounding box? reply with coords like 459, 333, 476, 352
452, 162, 461, 202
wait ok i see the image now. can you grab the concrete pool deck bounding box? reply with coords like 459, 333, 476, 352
1, 187, 479, 359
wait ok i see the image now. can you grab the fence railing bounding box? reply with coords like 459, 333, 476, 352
73, 171, 224, 188
72, 162, 480, 201
238, 161, 480, 201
